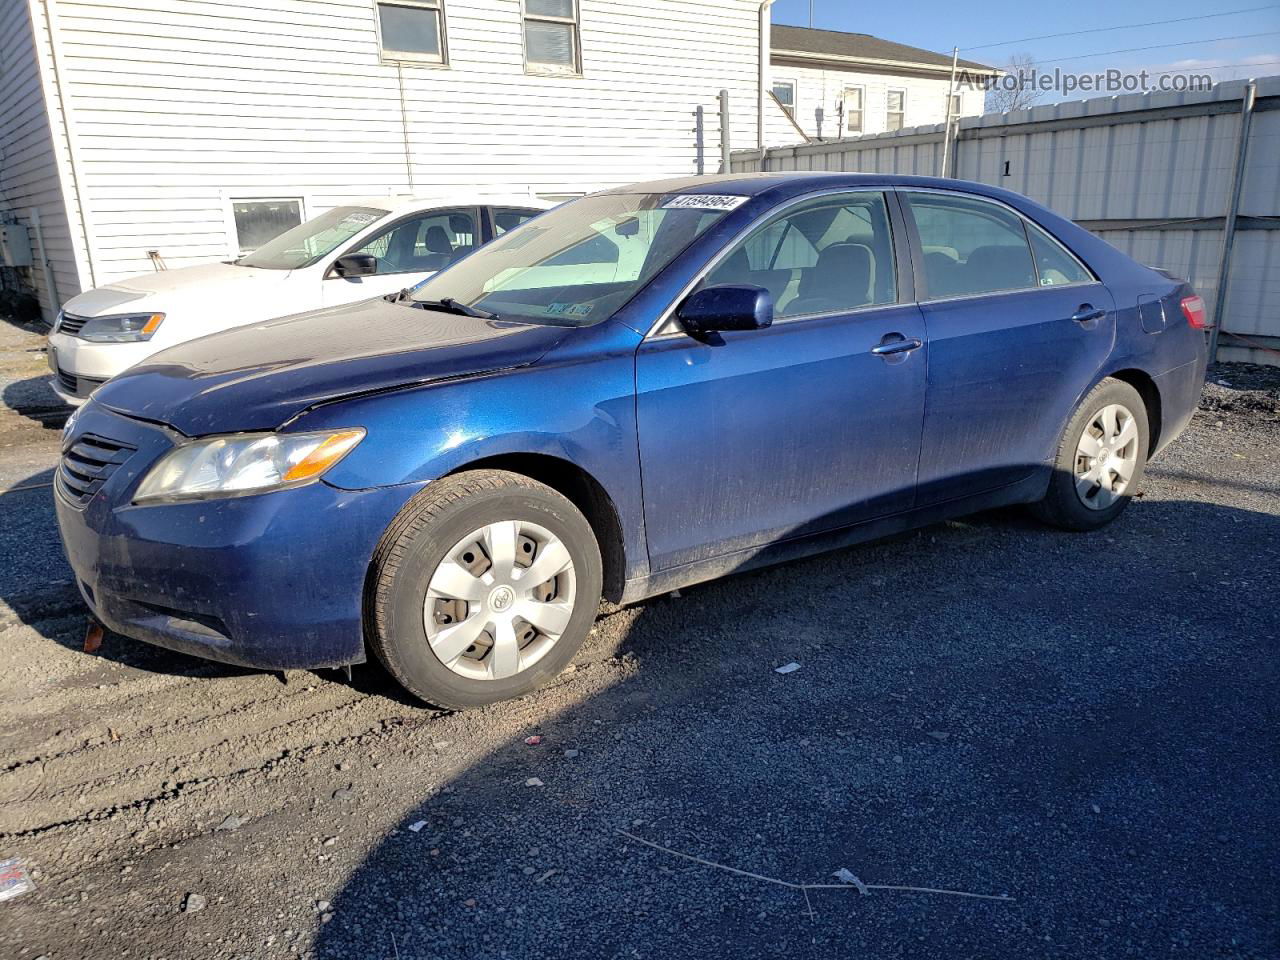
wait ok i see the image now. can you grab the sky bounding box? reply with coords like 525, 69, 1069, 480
771, 0, 1280, 99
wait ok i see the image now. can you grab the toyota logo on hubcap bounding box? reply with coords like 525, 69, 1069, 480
489, 585, 515, 612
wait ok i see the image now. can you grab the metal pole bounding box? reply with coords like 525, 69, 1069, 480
1208, 81, 1256, 363
719, 89, 732, 173
939, 45, 959, 178
694, 106, 705, 175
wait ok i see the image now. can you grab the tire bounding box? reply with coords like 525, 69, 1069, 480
367, 469, 602, 710
1031, 377, 1150, 531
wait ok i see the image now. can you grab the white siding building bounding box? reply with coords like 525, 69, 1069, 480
1, 3, 998, 325
767, 25, 994, 144
1, 0, 769, 322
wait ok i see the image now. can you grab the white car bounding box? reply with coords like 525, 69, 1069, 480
47, 193, 551, 404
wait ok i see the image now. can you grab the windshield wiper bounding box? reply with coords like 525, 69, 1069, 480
385, 287, 416, 303
414, 297, 498, 320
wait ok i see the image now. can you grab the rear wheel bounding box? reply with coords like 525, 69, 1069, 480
1032, 378, 1149, 531
368, 470, 602, 709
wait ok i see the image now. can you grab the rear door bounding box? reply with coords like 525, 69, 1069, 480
900, 189, 1116, 504
635, 189, 928, 571
486, 206, 546, 240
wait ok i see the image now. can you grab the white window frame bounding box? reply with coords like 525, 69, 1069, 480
947, 92, 961, 118
522, 0, 581, 76
886, 87, 906, 131
223, 194, 308, 258
375, 0, 449, 67
842, 85, 864, 134
772, 79, 797, 117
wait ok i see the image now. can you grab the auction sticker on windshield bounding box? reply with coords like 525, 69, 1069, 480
661, 195, 748, 211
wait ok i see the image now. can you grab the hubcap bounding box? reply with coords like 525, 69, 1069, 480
1073, 402, 1139, 511
423, 520, 576, 681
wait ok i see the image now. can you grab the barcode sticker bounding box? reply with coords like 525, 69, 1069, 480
661, 194, 749, 211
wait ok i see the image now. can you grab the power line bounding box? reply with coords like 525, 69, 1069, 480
1027, 31, 1280, 68
961, 4, 1279, 52
1146, 57, 1280, 78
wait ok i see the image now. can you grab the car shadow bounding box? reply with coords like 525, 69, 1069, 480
304, 492, 1278, 958
3, 373, 69, 432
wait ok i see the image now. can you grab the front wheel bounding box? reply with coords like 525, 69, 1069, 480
367, 470, 602, 709
1031, 377, 1150, 531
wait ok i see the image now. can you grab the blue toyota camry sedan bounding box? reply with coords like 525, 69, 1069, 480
55, 174, 1208, 708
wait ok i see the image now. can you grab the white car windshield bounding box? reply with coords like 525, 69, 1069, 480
409, 193, 738, 326
237, 206, 387, 270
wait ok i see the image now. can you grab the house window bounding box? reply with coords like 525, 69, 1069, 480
843, 86, 864, 133
886, 88, 906, 131
231, 198, 303, 255
376, 0, 448, 64
947, 92, 961, 117
523, 0, 580, 74
772, 80, 796, 117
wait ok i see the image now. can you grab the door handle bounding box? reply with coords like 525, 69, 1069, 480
1070, 305, 1106, 323
870, 334, 923, 356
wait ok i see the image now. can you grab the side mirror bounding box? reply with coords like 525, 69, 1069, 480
328, 253, 377, 278
677, 284, 773, 335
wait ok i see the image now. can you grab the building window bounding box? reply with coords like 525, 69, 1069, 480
843, 86, 864, 133
376, 0, 448, 64
946, 92, 961, 117
772, 80, 796, 117
231, 198, 303, 255
886, 88, 906, 131
523, 0, 580, 74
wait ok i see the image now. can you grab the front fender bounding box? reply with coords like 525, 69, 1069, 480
292, 319, 647, 574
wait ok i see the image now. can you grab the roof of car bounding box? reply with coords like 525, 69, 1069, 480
602, 172, 992, 197
348, 193, 555, 214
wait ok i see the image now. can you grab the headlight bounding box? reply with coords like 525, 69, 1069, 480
76, 312, 166, 343
52, 309, 65, 332
134, 428, 365, 503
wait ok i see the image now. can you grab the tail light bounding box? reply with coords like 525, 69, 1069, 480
1180, 295, 1208, 329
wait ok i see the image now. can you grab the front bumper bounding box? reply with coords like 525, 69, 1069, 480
47, 333, 159, 405
54, 402, 423, 670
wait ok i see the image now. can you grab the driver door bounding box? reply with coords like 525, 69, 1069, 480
635, 190, 928, 571
322, 207, 479, 305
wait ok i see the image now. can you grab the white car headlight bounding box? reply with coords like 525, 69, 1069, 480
133, 428, 365, 503
77, 312, 166, 343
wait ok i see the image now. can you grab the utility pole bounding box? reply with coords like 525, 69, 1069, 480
939, 45, 959, 178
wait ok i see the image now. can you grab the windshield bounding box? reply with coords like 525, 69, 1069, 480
409, 192, 738, 326
237, 206, 387, 270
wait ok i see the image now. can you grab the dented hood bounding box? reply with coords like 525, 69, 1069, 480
93, 297, 570, 435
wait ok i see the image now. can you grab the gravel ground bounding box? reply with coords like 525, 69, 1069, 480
0, 316, 1276, 959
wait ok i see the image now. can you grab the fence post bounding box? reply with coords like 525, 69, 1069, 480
694, 105, 705, 175
1209, 81, 1256, 363
719, 90, 732, 173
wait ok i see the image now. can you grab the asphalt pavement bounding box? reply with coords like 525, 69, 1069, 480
0, 314, 1276, 959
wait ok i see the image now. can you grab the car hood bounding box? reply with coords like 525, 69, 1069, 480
63, 262, 292, 316
93, 298, 571, 435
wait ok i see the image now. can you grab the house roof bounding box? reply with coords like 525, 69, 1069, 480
771, 25, 993, 73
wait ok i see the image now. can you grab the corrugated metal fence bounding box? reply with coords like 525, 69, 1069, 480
732, 76, 1280, 364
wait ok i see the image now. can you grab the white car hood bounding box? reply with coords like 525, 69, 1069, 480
64, 262, 294, 316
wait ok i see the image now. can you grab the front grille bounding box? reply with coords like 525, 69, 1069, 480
54, 365, 106, 399
57, 434, 137, 507
57, 312, 90, 336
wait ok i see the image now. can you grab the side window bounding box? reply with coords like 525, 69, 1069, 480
904, 192, 1037, 299
1026, 222, 1092, 286
350, 208, 477, 274
701, 191, 897, 318
492, 207, 542, 235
